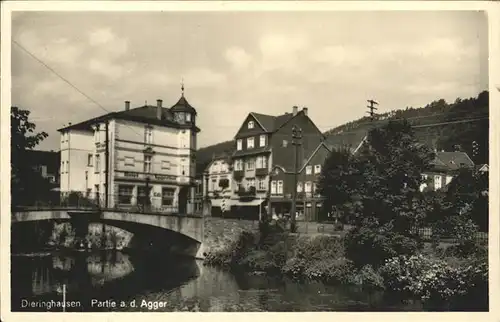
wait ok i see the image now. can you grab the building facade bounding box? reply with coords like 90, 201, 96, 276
420, 151, 475, 192
58, 93, 200, 214
202, 105, 328, 220
202, 156, 232, 216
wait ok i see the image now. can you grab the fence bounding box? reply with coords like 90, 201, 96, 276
12, 191, 194, 216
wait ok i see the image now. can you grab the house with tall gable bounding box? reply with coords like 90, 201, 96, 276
420, 151, 475, 192
224, 105, 327, 220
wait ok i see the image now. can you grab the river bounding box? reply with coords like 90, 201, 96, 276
11, 250, 424, 312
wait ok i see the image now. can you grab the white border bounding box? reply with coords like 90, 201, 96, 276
1, 1, 499, 322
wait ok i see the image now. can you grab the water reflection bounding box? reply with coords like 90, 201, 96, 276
12, 251, 423, 312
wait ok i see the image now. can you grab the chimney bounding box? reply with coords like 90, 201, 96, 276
125, 101, 130, 111
292, 106, 298, 116
157, 99, 163, 120
303, 107, 308, 116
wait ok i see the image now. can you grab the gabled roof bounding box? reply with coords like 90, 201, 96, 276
246, 111, 295, 133
431, 151, 475, 171
325, 131, 367, 155
273, 141, 332, 174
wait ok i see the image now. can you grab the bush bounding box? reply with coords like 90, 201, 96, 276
351, 265, 385, 289
303, 257, 354, 284
344, 227, 420, 268
443, 239, 487, 259
294, 235, 344, 260
204, 231, 258, 268
380, 254, 488, 310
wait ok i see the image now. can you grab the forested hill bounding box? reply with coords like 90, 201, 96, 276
196, 91, 489, 174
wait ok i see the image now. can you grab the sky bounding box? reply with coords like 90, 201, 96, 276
11, 10, 488, 151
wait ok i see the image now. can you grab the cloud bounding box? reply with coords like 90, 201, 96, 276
224, 46, 252, 71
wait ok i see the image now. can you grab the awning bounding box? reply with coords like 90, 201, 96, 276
210, 199, 222, 207
231, 199, 266, 207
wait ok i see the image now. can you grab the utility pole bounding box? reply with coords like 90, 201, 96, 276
105, 120, 109, 209
367, 99, 379, 122
290, 125, 302, 233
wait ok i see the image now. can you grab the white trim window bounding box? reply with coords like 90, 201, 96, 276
88, 154, 93, 167
144, 155, 152, 173
297, 182, 303, 193
246, 159, 255, 171
95, 155, 101, 172
282, 140, 288, 147
306, 165, 312, 175
247, 137, 255, 149
271, 181, 277, 194
258, 179, 267, 190
234, 159, 243, 171
434, 175, 442, 190
256, 156, 268, 169
277, 181, 283, 194
237, 139, 243, 151
94, 127, 100, 144
118, 185, 133, 204
259, 135, 266, 147
305, 181, 312, 193
145, 126, 153, 145
248, 121, 254, 129
314, 164, 321, 174
246, 178, 256, 189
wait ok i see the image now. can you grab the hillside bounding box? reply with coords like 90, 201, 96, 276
196, 91, 489, 174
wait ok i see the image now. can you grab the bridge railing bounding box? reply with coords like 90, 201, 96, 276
13, 191, 202, 217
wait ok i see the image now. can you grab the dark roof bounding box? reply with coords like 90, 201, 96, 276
58, 97, 199, 132
430, 151, 475, 172
232, 146, 272, 158
325, 131, 367, 154
250, 112, 294, 133
169, 95, 197, 114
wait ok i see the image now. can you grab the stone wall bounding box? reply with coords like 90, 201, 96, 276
203, 217, 259, 254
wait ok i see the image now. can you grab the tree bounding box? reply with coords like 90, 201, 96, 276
11, 106, 49, 206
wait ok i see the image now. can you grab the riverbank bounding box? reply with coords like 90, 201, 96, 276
203, 228, 488, 311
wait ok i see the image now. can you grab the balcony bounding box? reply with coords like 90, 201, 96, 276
255, 168, 269, 176
233, 170, 244, 181
237, 186, 256, 200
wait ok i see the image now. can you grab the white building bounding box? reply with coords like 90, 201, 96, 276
420, 151, 475, 192
202, 156, 232, 210
58, 92, 200, 214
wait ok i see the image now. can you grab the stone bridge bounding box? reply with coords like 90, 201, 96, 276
11, 208, 206, 258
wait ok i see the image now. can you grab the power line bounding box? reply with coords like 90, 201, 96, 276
12, 39, 143, 138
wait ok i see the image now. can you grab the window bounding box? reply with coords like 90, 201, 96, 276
314, 165, 321, 174
137, 186, 152, 205
221, 163, 228, 172
313, 182, 318, 195
282, 140, 288, 147
305, 181, 312, 193
161, 160, 170, 169
256, 156, 267, 169
95, 155, 100, 172
237, 139, 242, 151
247, 137, 254, 149
186, 113, 192, 122
88, 154, 93, 167
145, 126, 153, 145
246, 159, 255, 171
144, 155, 152, 173
234, 159, 243, 171
162, 187, 175, 206
258, 179, 267, 190
259, 135, 266, 147
246, 178, 255, 189
248, 121, 254, 129
297, 182, 303, 193
271, 181, 277, 194
306, 165, 312, 175
277, 181, 283, 194
434, 175, 442, 190
125, 157, 135, 167
94, 127, 100, 143
118, 185, 133, 204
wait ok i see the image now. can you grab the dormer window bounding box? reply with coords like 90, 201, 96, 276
247, 137, 255, 149
248, 121, 254, 129
186, 113, 192, 122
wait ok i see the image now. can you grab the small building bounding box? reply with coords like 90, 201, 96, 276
202, 155, 233, 216
26, 149, 61, 187
420, 151, 475, 192
57, 90, 200, 214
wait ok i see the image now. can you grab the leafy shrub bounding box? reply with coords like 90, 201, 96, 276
443, 239, 487, 259
294, 235, 344, 260
351, 265, 385, 289
380, 254, 488, 310
303, 257, 354, 284
204, 231, 258, 267
282, 257, 307, 277
344, 227, 419, 268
